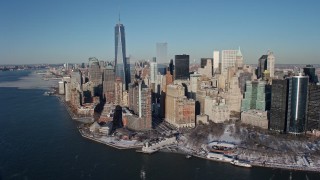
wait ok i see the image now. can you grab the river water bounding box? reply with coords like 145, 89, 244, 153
0, 70, 319, 180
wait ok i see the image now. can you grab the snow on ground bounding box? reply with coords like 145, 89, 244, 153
207, 124, 241, 144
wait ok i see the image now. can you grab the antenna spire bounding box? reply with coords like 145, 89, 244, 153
118, 13, 121, 23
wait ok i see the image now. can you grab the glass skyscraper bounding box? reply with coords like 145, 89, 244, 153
115, 22, 130, 90
287, 75, 309, 134
174, 54, 190, 80
303, 65, 319, 84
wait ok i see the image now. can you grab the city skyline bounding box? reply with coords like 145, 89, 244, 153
1, 0, 320, 64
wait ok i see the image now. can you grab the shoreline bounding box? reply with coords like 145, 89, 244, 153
55, 94, 320, 173
78, 128, 142, 150
56, 95, 94, 124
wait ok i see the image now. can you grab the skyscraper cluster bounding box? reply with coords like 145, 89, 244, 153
56, 18, 320, 136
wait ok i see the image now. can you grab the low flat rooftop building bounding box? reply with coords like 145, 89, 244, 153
241, 109, 268, 129
196, 114, 209, 125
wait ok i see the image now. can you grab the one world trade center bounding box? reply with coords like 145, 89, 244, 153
115, 19, 130, 90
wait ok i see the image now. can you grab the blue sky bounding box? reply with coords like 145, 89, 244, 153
0, 0, 319, 64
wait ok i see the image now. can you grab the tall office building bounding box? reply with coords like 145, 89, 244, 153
270, 75, 309, 134
241, 80, 271, 112
150, 58, 158, 84
236, 48, 244, 69
169, 59, 174, 75
267, 51, 275, 78
303, 65, 319, 84
115, 21, 130, 90
257, 55, 267, 79
213, 51, 219, 73
269, 79, 289, 132
174, 54, 190, 80
200, 58, 213, 68
221, 48, 242, 73
257, 51, 275, 79
287, 74, 309, 134
156, 43, 168, 63
88, 57, 102, 85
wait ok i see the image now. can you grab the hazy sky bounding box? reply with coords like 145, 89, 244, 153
1, 0, 320, 64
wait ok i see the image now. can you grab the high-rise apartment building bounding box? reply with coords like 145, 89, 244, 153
115, 21, 130, 90
156, 42, 168, 63
165, 84, 195, 128
174, 54, 190, 80
126, 81, 152, 131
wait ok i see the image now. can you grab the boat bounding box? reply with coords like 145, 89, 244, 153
186, 155, 192, 159
43, 91, 54, 96
206, 152, 233, 162
230, 160, 252, 168
207, 141, 236, 154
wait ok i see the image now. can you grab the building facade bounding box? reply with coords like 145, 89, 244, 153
241, 110, 268, 129
165, 84, 195, 127
204, 97, 230, 123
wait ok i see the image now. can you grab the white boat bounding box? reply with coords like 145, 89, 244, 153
186, 155, 192, 159
230, 160, 252, 168
43, 91, 54, 96
206, 152, 233, 162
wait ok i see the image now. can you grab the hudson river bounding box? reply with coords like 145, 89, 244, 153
0, 70, 319, 180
